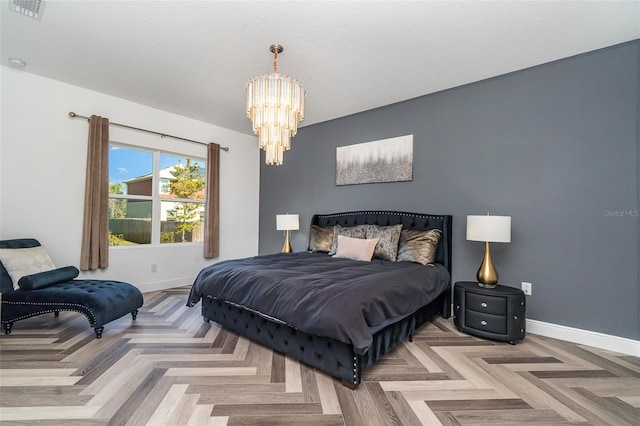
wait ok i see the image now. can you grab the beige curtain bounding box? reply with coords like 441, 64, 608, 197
204, 143, 220, 258
80, 115, 110, 270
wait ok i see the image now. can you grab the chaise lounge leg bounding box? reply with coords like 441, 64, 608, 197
131, 309, 138, 320
94, 327, 104, 339
54, 310, 60, 317
3, 322, 13, 335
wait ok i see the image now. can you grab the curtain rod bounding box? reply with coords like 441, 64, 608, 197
68, 112, 229, 151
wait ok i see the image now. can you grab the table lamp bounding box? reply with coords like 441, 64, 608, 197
276, 214, 299, 253
466, 213, 511, 288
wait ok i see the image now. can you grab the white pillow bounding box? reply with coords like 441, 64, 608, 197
0, 246, 56, 290
332, 235, 379, 262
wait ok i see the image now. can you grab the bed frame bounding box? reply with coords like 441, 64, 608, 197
199, 210, 453, 387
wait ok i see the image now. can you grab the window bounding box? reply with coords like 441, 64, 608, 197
108, 144, 206, 246
159, 178, 171, 195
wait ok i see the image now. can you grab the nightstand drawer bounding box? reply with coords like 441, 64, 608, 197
465, 292, 507, 316
465, 310, 507, 335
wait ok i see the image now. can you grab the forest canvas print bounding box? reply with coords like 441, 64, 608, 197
336, 135, 413, 185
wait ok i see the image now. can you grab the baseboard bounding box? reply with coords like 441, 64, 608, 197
526, 319, 640, 357
136, 277, 194, 294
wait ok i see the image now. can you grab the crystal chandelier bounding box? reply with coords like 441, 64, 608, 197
245, 44, 306, 166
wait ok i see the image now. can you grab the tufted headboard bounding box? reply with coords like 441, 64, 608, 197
311, 210, 453, 275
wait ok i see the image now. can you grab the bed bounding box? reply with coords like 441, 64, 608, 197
187, 210, 452, 387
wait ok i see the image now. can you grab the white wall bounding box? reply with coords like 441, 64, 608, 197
0, 66, 260, 292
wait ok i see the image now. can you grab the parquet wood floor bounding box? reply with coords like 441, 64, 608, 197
1, 287, 638, 425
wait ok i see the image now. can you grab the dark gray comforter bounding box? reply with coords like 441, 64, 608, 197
187, 252, 450, 355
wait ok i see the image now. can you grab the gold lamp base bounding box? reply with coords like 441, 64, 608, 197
281, 230, 292, 253
477, 241, 498, 288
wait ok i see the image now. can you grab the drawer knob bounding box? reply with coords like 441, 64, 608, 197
481, 320, 487, 326
514, 316, 518, 320
481, 302, 487, 308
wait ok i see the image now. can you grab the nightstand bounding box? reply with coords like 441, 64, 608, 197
453, 281, 526, 344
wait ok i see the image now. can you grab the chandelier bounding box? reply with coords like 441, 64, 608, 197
245, 44, 306, 166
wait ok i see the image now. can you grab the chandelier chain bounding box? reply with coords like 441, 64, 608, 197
270, 44, 283, 73
273, 50, 278, 73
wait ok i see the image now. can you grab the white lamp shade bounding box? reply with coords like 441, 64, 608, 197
276, 214, 299, 231
466, 215, 511, 243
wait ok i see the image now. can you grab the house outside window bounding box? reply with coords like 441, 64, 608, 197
108, 144, 206, 246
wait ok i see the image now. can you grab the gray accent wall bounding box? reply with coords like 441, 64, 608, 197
259, 41, 640, 341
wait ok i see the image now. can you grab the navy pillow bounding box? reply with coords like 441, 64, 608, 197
18, 266, 79, 290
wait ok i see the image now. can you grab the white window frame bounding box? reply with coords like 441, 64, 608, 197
109, 142, 206, 247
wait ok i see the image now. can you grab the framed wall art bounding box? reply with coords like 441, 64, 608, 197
336, 134, 413, 186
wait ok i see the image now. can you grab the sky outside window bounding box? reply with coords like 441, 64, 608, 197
109, 146, 199, 188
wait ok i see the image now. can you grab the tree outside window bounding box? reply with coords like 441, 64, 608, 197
166, 159, 205, 243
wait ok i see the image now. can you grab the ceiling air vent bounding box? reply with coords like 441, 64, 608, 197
9, 0, 45, 20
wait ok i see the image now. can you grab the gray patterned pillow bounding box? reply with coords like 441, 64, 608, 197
366, 224, 403, 261
328, 225, 368, 255
0, 246, 56, 290
308, 225, 335, 253
397, 229, 442, 265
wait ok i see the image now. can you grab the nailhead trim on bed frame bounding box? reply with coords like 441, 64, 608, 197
316, 211, 446, 220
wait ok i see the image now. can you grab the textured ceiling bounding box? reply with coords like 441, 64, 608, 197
2, 1, 639, 135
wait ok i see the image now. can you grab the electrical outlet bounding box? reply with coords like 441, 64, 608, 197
522, 281, 532, 295
151, 264, 158, 273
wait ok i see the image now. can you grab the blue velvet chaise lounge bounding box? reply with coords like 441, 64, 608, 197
0, 238, 144, 338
